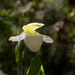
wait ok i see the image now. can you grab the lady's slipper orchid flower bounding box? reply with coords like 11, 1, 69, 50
9, 23, 53, 52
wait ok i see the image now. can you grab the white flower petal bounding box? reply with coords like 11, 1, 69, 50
24, 33, 43, 52
27, 23, 44, 26
42, 35, 53, 43
9, 31, 25, 41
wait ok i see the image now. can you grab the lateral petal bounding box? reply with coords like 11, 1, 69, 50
9, 31, 25, 42
42, 35, 53, 43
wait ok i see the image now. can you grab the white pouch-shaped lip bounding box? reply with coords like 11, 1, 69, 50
24, 33, 43, 52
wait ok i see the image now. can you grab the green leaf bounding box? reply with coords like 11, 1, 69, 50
26, 55, 43, 75
38, 65, 45, 75
15, 45, 19, 64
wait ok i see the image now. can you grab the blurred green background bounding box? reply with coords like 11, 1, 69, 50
0, 0, 75, 75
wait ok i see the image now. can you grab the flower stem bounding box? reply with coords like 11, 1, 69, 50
15, 41, 24, 75
18, 64, 22, 75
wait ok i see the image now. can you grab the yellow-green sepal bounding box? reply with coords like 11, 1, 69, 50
22, 23, 44, 31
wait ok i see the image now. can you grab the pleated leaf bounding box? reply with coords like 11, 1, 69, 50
26, 56, 43, 75
38, 65, 45, 75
